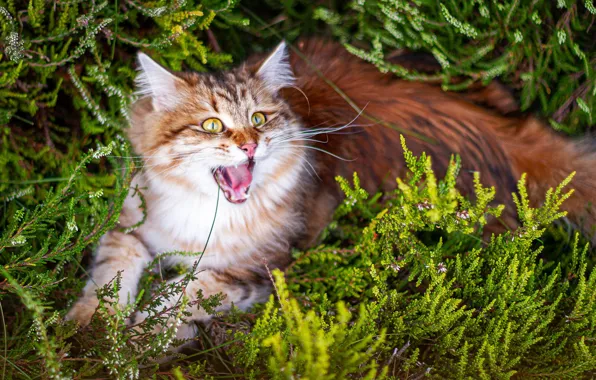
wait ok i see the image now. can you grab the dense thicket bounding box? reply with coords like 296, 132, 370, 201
1, 0, 595, 378
316, 0, 596, 134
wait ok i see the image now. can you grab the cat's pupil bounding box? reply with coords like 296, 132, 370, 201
251, 112, 266, 127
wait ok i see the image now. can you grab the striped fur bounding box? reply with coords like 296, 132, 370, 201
67, 39, 596, 346
278, 39, 596, 242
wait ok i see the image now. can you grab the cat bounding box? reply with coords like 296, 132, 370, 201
66, 38, 596, 344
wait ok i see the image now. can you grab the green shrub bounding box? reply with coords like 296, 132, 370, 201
314, 0, 596, 134
232, 139, 596, 379
1, 0, 596, 378
0, 0, 243, 192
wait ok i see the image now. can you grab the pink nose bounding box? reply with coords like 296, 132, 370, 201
240, 143, 258, 159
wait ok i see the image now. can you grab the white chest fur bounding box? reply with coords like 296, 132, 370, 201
120, 162, 304, 270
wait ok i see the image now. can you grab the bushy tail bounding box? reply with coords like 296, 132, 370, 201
504, 117, 596, 240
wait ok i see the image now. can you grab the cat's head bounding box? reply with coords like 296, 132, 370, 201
129, 42, 306, 204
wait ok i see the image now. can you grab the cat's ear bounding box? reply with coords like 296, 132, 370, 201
135, 53, 184, 111
256, 41, 295, 93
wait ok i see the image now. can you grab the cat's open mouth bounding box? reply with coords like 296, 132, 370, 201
213, 160, 255, 204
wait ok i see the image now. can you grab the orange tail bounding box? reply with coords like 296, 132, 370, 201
504, 117, 596, 239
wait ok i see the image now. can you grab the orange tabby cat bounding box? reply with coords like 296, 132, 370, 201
67, 39, 596, 345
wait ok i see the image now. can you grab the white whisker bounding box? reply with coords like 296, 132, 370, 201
274, 136, 330, 145
284, 151, 320, 181
289, 85, 311, 115
275, 144, 355, 162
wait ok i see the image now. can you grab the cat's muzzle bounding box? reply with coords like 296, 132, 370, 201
213, 159, 255, 204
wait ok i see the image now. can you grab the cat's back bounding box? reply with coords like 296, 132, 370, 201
282, 39, 518, 191
273, 38, 527, 242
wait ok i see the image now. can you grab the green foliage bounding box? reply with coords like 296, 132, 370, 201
1, 0, 596, 378
236, 271, 386, 379
0, 0, 242, 194
266, 139, 596, 379
314, 0, 596, 134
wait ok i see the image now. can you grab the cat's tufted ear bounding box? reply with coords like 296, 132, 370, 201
135, 53, 184, 112
256, 41, 295, 93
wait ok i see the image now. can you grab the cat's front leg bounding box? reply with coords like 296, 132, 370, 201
66, 231, 152, 326
134, 267, 271, 343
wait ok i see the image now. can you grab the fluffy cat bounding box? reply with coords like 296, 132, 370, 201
67, 39, 596, 343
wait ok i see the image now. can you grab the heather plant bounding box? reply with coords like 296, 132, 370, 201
314, 0, 596, 134
241, 139, 596, 379
1, 0, 596, 378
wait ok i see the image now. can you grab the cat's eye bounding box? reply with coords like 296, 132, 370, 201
251, 112, 267, 127
201, 118, 223, 133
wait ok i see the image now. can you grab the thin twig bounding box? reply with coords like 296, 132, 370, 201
206, 29, 221, 53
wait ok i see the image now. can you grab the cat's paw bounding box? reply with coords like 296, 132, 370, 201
64, 297, 99, 327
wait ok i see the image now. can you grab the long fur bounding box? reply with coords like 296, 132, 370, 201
278, 39, 596, 242
67, 39, 596, 344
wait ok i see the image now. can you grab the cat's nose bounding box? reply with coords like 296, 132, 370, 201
240, 143, 258, 159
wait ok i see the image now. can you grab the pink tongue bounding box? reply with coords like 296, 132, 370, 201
224, 163, 252, 190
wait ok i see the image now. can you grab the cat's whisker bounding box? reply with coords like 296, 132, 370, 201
265, 146, 318, 181
108, 145, 174, 161
292, 121, 372, 137
138, 153, 211, 171
142, 152, 214, 184
290, 106, 371, 137
147, 158, 202, 185
140, 157, 202, 170
113, 142, 214, 162
294, 159, 319, 181
265, 120, 338, 140
269, 131, 331, 145
303, 161, 320, 181
144, 161, 181, 185
274, 137, 330, 145
109, 151, 205, 160
281, 150, 320, 181
289, 85, 311, 115
274, 123, 370, 143
168, 153, 203, 188
275, 144, 355, 162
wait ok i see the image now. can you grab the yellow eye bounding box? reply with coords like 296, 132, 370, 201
201, 118, 223, 133
251, 112, 267, 127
